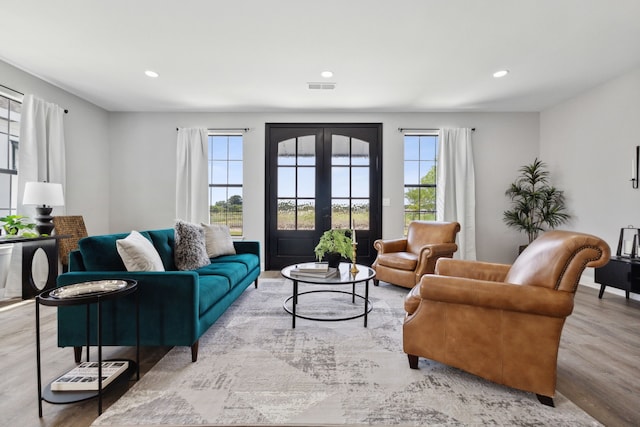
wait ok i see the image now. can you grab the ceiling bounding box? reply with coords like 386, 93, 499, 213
2, 0, 640, 113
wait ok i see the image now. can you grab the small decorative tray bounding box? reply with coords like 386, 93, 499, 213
50, 280, 129, 298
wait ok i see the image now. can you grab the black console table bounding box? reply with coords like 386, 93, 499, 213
594, 256, 640, 299
0, 235, 67, 299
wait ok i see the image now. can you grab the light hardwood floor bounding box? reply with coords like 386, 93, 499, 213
0, 279, 638, 427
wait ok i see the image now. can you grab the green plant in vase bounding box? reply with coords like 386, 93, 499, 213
0, 214, 38, 238
314, 229, 353, 267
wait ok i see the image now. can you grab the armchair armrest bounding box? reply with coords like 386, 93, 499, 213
373, 238, 407, 253
419, 275, 574, 318
435, 258, 511, 282
414, 242, 458, 276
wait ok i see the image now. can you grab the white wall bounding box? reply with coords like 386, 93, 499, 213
108, 112, 539, 264
1, 60, 111, 234
540, 66, 640, 298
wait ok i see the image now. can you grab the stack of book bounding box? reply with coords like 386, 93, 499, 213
51, 361, 129, 391
290, 262, 339, 278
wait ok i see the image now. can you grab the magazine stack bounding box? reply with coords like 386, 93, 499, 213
289, 262, 339, 278
51, 361, 129, 391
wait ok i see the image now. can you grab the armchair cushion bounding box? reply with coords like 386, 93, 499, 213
375, 252, 417, 271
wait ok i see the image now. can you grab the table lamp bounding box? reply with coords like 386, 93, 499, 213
22, 181, 65, 235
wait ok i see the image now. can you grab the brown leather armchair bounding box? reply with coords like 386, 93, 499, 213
403, 230, 610, 406
372, 221, 460, 288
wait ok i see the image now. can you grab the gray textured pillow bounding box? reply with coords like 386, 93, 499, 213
174, 220, 210, 270
201, 223, 236, 258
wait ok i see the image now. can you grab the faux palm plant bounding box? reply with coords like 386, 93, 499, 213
504, 158, 570, 244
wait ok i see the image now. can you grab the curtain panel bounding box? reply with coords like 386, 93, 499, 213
4, 95, 66, 298
436, 128, 476, 260
176, 128, 209, 224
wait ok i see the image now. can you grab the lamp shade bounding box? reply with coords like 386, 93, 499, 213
23, 182, 65, 207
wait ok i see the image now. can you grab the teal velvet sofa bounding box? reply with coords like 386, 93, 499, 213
56, 228, 260, 362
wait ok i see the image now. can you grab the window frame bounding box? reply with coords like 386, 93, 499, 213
403, 133, 438, 235
208, 133, 243, 236
0, 87, 22, 218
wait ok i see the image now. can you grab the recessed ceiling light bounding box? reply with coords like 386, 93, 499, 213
321, 71, 333, 78
493, 69, 509, 78
145, 70, 159, 78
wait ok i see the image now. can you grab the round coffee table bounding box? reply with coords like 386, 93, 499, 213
280, 262, 376, 328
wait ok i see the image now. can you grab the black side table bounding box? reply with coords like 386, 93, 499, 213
35, 279, 139, 416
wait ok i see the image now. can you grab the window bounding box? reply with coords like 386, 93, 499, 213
208, 134, 243, 236
0, 89, 21, 218
404, 134, 438, 234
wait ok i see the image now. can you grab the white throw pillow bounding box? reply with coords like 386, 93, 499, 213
116, 230, 165, 271
201, 223, 236, 258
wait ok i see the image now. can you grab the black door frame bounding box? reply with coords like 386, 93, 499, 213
265, 123, 382, 270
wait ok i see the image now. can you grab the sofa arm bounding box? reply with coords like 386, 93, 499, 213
435, 258, 511, 282
419, 275, 574, 318
373, 238, 407, 253
233, 240, 260, 257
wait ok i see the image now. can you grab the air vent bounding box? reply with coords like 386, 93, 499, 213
308, 82, 336, 90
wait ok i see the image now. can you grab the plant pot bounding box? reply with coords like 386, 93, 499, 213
326, 252, 341, 268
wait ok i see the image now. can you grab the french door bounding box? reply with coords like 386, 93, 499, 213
265, 123, 382, 270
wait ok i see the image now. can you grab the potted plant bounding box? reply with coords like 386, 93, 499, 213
504, 158, 570, 250
314, 229, 353, 267
0, 214, 38, 237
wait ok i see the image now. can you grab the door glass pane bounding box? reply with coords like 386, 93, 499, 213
278, 167, 295, 197
351, 138, 369, 165
352, 200, 370, 229
332, 167, 349, 198
332, 135, 350, 165
297, 135, 315, 166
277, 199, 295, 230
297, 167, 315, 198
331, 199, 350, 229
351, 167, 369, 197
297, 200, 315, 230
278, 138, 296, 165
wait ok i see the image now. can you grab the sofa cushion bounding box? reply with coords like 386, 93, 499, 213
202, 223, 236, 258
196, 262, 248, 288
198, 275, 230, 315
79, 231, 151, 271
210, 253, 260, 272
174, 220, 210, 271
116, 230, 165, 271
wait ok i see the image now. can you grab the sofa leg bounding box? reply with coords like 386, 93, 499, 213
373, 279, 379, 286
254, 278, 259, 289
74, 346, 82, 363
191, 341, 199, 362
536, 394, 554, 407
408, 354, 419, 369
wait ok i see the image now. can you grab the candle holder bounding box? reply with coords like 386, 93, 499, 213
350, 242, 359, 274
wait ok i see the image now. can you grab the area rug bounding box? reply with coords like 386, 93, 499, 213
93, 279, 600, 426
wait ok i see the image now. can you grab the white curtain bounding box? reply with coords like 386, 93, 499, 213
176, 128, 209, 224
436, 128, 476, 260
4, 95, 67, 298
